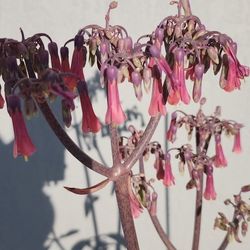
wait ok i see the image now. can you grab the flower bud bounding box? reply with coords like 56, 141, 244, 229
149, 45, 161, 58
106, 66, 118, 82
74, 35, 84, 50
124, 36, 133, 53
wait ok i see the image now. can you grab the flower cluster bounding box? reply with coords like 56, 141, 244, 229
164, 99, 243, 200
214, 185, 250, 243
0, 0, 248, 162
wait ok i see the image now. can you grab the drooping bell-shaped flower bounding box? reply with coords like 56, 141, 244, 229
7, 95, 36, 160
48, 42, 61, 71
166, 112, 177, 143
232, 126, 242, 154
204, 165, 217, 200
173, 48, 190, 104
70, 35, 87, 89
193, 64, 205, 103
148, 66, 166, 117
163, 153, 175, 187
105, 66, 127, 125
154, 152, 165, 180
60, 46, 74, 90
131, 71, 143, 101
214, 134, 227, 168
220, 54, 241, 92
77, 81, 101, 133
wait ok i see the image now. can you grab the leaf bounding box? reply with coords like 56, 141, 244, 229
241, 185, 250, 193
64, 178, 110, 195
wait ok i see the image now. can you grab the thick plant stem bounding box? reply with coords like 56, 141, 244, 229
149, 214, 177, 250
192, 172, 204, 250
37, 100, 110, 177
115, 175, 139, 250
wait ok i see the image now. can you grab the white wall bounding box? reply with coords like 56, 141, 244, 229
0, 0, 250, 249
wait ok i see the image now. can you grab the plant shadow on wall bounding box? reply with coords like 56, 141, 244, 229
0, 71, 144, 250
0, 100, 65, 250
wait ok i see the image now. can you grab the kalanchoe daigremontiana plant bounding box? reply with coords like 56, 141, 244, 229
0, 0, 249, 249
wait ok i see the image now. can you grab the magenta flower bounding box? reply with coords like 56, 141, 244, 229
232, 129, 242, 154
166, 112, 177, 143
173, 48, 190, 104
204, 165, 217, 200
163, 153, 175, 187
105, 66, 127, 125
214, 134, 228, 167
77, 81, 101, 133
7, 95, 36, 160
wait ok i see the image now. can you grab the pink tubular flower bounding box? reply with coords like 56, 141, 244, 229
232, 128, 242, 154
154, 153, 165, 180
105, 66, 127, 125
7, 95, 36, 160
173, 48, 190, 104
77, 81, 101, 133
166, 112, 177, 143
214, 134, 227, 167
163, 153, 175, 187
148, 66, 167, 117
220, 54, 241, 92
204, 165, 217, 200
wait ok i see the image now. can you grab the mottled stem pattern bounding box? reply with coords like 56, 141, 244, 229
115, 175, 140, 250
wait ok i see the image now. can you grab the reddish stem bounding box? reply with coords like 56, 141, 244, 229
218, 233, 229, 250
149, 214, 177, 250
37, 100, 110, 177
115, 174, 140, 250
